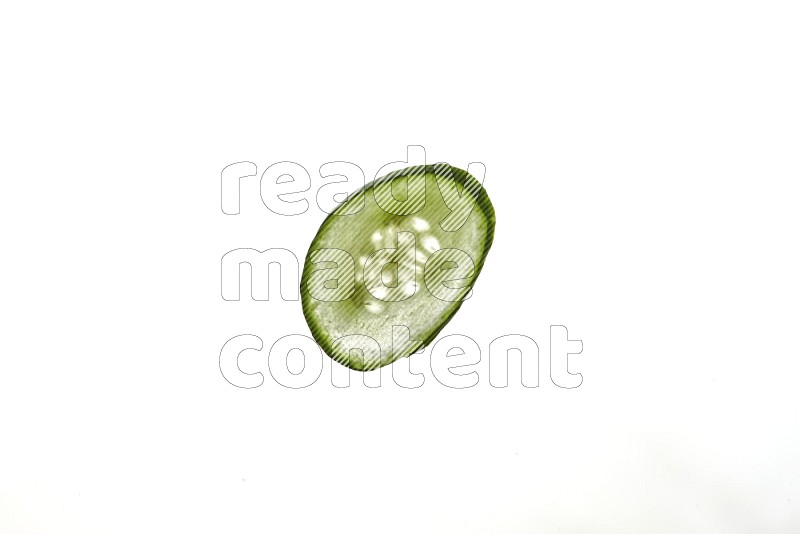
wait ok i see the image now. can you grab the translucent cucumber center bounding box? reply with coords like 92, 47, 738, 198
354, 216, 441, 314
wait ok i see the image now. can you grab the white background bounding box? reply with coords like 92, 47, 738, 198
2, 1, 799, 532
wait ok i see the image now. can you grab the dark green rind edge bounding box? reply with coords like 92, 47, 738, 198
300, 163, 497, 372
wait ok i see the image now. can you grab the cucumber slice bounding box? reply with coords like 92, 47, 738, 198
300, 163, 495, 371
